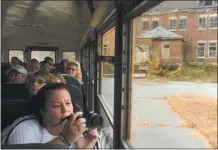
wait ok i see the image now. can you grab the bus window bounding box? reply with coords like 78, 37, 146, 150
62, 52, 76, 61
101, 27, 115, 115
31, 51, 55, 62
8, 50, 24, 62
128, 1, 217, 149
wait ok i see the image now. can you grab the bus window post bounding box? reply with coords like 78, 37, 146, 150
113, 0, 123, 149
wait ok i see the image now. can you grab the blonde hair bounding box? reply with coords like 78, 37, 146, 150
68, 60, 82, 80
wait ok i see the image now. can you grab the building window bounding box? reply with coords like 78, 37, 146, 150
161, 43, 170, 59
152, 21, 159, 29
208, 43, 217, 57
205, 0, 213, 6
198, 17, 206, 29
197, 43, 205, 57
169, 19, 176, 30
210, 16, 217, 28
143, 21, 149, 31
179, 18, 187, 29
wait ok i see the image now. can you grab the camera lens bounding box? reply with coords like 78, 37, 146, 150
90, 114, 103, 128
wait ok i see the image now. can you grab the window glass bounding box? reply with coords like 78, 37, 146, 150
152, 21, 159, 29
197, 43, 205, 57
179, 18, 187, 29
199, 17, 206, 29
169, 19, 176, 30
9, 50, 24, 62
31, 51, 55, 62
209, 43, 217, 57
143, 21, 149, 31
210, 16, 217, 28
101, 27, 115, 115
129, 1, 217, 149
62, 52, 76, 61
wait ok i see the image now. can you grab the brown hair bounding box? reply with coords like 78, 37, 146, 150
52, 72, 66, 84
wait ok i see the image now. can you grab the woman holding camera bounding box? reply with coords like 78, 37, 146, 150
1, 83, 98, 148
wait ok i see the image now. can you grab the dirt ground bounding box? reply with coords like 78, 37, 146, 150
164, 95, 217, 148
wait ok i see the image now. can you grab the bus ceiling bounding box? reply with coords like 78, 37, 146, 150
1, 1, 115, 46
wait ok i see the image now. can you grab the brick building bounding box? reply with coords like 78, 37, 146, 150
135, 0, 217, 64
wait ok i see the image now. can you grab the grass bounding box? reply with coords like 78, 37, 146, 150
164, 95, 217, 148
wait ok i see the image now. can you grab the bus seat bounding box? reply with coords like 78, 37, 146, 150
62, 74, 81, 90
1, 100, 29, 130
1, 84, 30, 130
68, 85, 84, 111
2, 84, 29, 100
1, 143, 68, 149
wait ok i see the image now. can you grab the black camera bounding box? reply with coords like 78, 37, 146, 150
76, 111, 103, 128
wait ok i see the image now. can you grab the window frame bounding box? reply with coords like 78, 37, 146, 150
152, 20, 159, 29
143, 20, 149, 31
8, 49, 24, 62
179, 17, 187, 30
209, 15, 217, 29
197, 41, 206, 58
198, 16, 207, 30
169, 19, 176, 31
208, 41, 217, 58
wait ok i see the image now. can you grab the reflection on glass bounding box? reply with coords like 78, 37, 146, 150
130, 1, 217, 149
31, 51, 55, 62
101, 27, 115, 116
9, 50, 24, 62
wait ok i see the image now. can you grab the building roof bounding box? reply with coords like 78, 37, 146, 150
136, 27, 183, 40
142, 1, 217, 15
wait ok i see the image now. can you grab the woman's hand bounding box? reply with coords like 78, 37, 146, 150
61, 112, 87, 145
76, 128, 99, 149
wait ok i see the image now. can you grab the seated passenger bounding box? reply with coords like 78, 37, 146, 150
7, 65, 27, 84
27, 72, 51, 96
67, 61, 83, 84
44, 56, 54, 66
60, 59, 69, 73
26, 59, 40, 73
1, 83, 98, 149
40, 61, 52, 74
52, 72, 67, 84
10, 57, 21, 67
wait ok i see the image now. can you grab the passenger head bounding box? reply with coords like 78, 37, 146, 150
44, 57, 54, 66
10, 57, 20, 66
40, 61, 51, 73
26, 59, 40, 72
52, 72, 66, 84
28, 83, 73, 133
7, 65, 27, 84
67, 61, 82, 80
27, 72, 49, 95
60, 59, 68, 72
